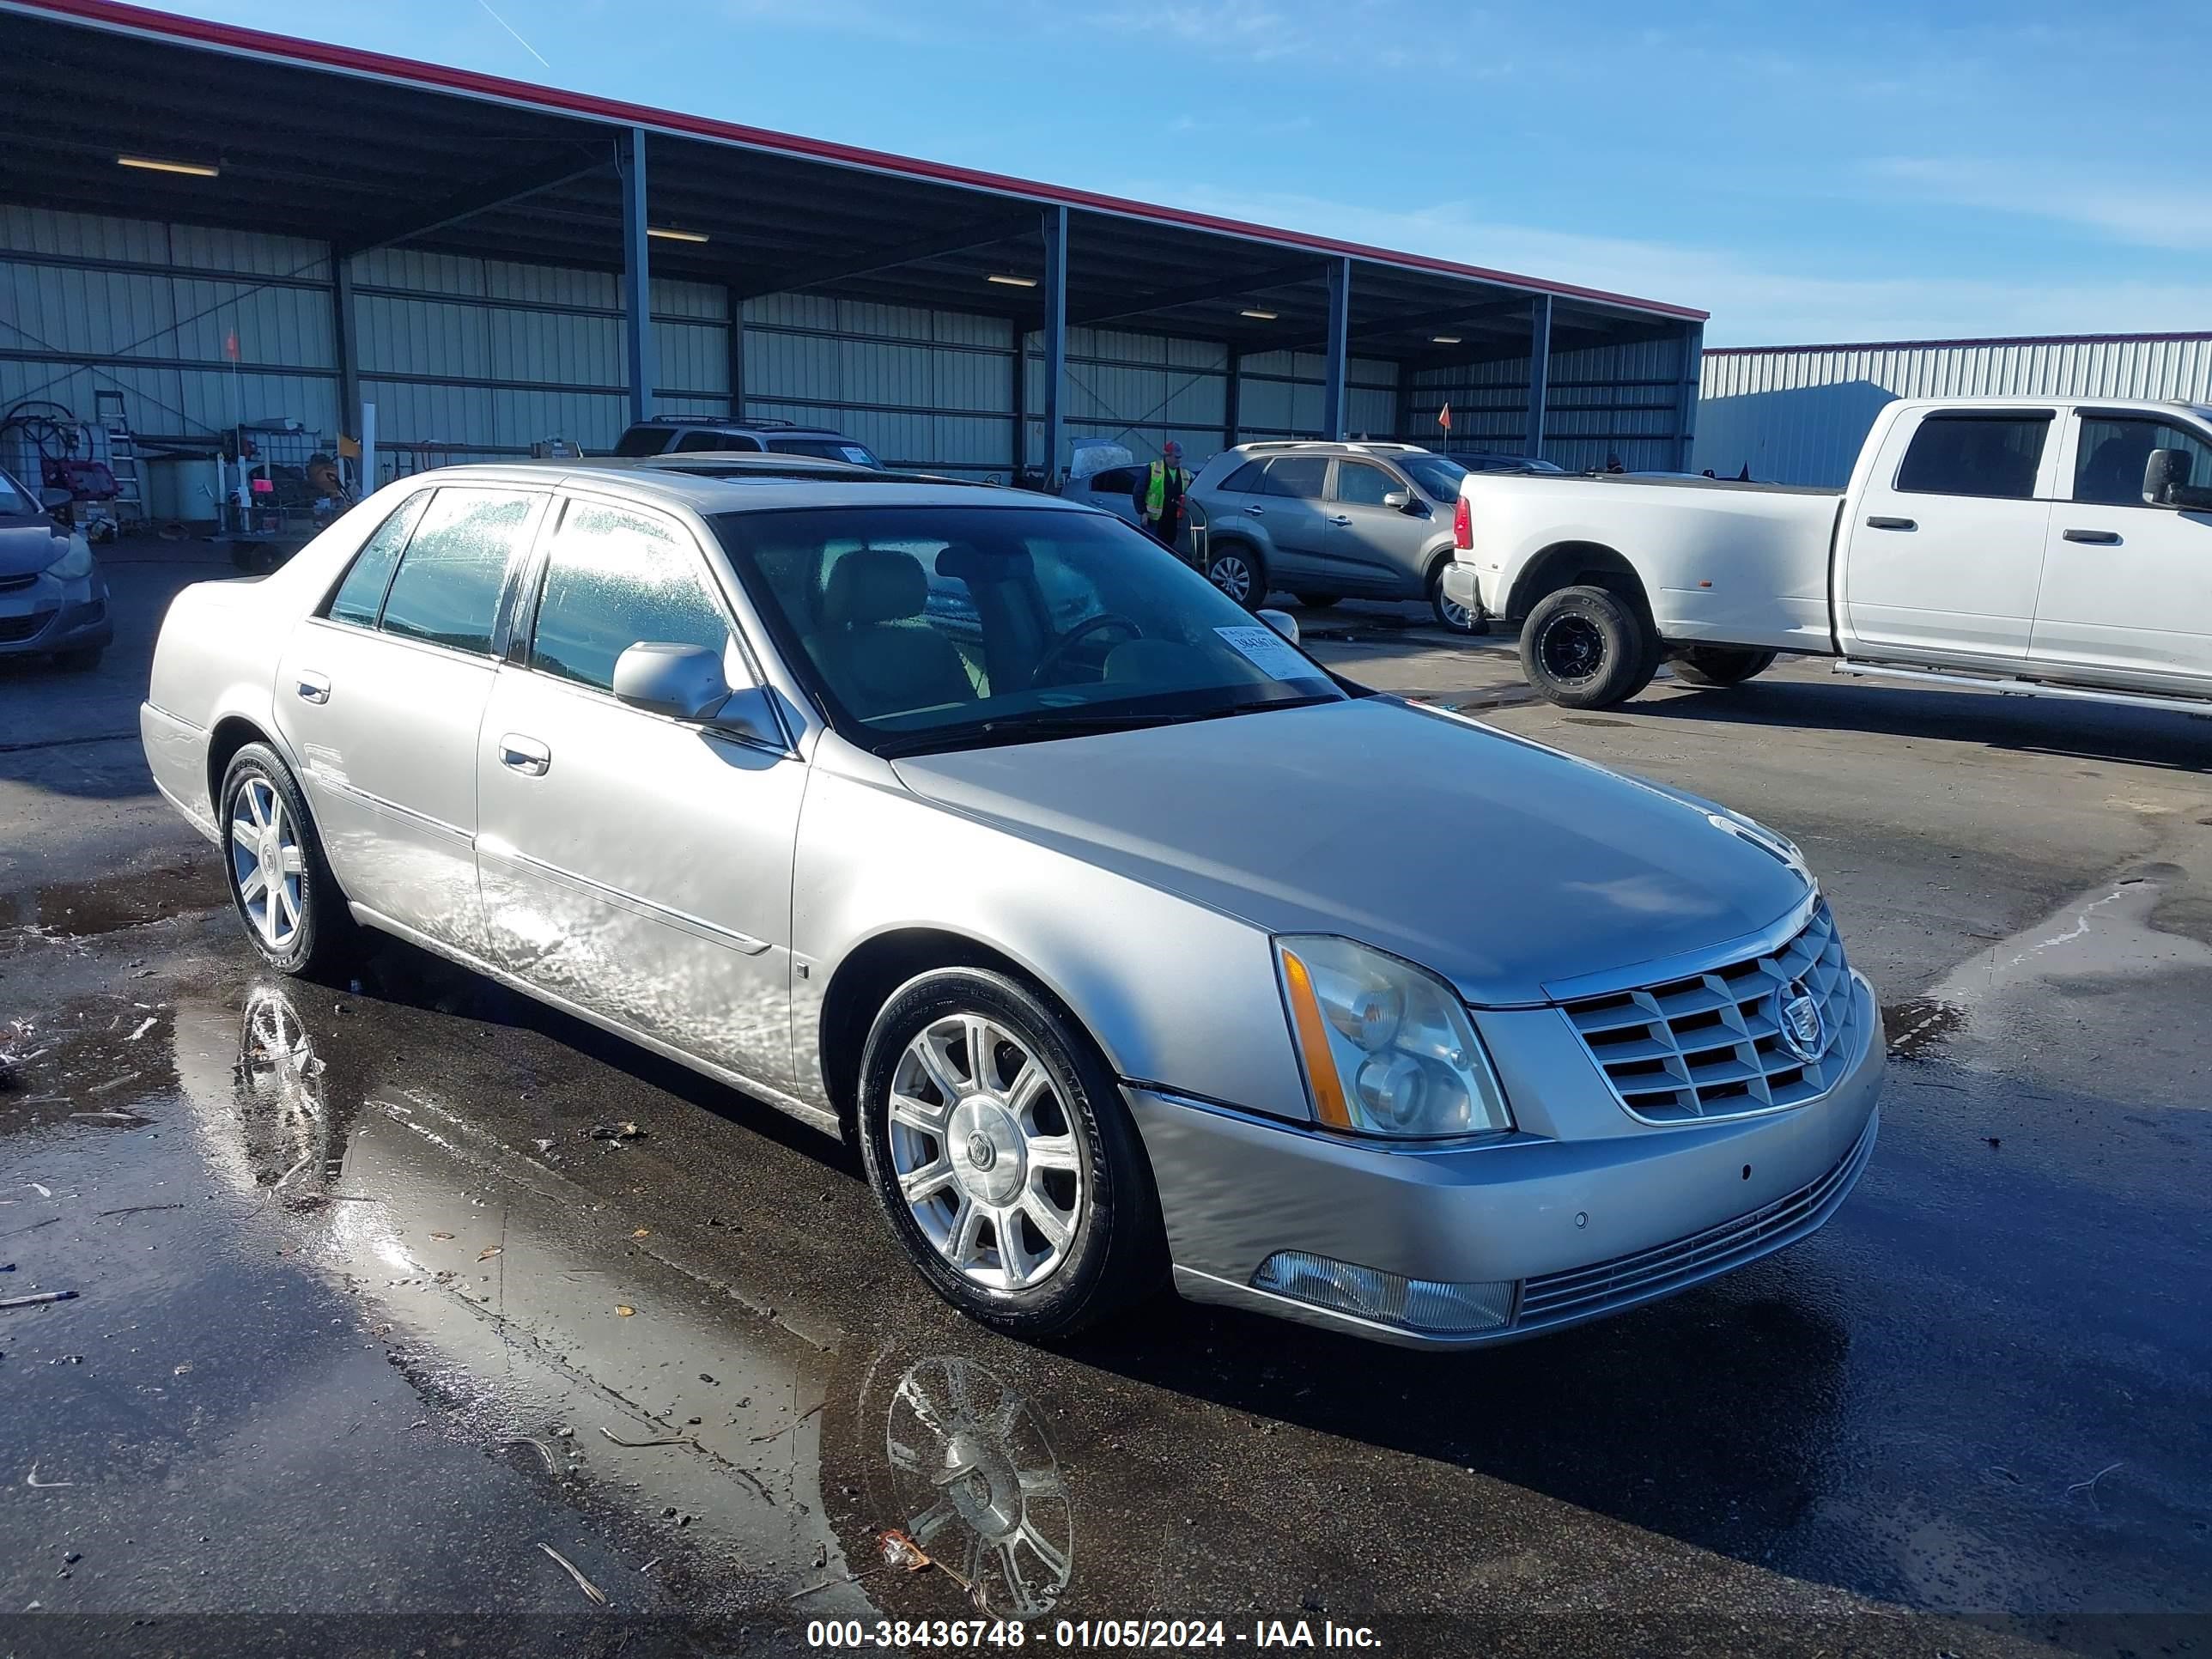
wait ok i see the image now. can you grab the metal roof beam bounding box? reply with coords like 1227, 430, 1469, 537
1281, 295, 1532, 355
336, 145, 614, 256
731, 210, 1040, 299
1067, 260, 1325, 327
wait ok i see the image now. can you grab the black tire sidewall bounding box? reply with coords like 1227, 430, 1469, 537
1520, 584, 1653, 708
1672, 646, 1777, 688
1206, 543, 1265, 611
855, 968, 1160, 1339
217, 744, 348, 977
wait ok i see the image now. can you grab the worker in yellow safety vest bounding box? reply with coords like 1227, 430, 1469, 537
1131, 441, 1192, 547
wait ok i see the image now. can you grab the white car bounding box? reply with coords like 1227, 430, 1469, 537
1443, 397, 2212, 710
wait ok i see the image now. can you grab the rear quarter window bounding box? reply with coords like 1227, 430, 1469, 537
324, 491, 431, 627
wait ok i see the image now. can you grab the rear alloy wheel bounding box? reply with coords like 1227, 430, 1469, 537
1206, 544, 1264, 611
1427, 563, 1489, 635
218, 744, 360, 978
857, 969, 1164, 1340
1518, 583, 1659, 708
1670, 646, 1778, 688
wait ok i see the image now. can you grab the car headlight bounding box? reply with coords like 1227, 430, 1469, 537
44, 537, 94, 581
1274, 935, 1514, 1138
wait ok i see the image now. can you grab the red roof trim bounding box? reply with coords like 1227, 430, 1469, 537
1705, 331, 2212, 356
10, 0, 1706, 322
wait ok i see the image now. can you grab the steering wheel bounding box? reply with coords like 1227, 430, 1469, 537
1030, 611, 1143, 687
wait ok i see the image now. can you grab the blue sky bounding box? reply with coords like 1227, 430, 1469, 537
167, 0, 2211, 345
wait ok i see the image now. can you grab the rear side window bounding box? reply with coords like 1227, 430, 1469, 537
1894, 416, 2050, 500
612, 427, 673, 458
2073, 416, 2212, 506
1260, 456, 1329, 499
530, 501, 732, 693
325, 491, 429, 627
674, 430, 761, 453
378, 489, 539, 655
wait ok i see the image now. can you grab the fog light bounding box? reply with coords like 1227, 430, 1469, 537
1250, 1250, 1515, 1334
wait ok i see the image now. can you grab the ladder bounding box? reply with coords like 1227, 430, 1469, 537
93, 389, 144, 526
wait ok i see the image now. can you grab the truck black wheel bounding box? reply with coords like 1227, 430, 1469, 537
856, 968, 1167, 1341
1670, 646, 1778, 688
1519, 584, 1659, 709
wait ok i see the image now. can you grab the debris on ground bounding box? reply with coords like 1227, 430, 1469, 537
537, 1542, 609, 1607
615, 1305, 635, 1317
25, 1464, 73, 1488
477, 1246, 501, 1261
878, 1528, 930, 1572
1, 1291, 78, 1310
631, 1228, 650, 1238
85, 1073, 141, 1097
585, 1121, 647, 1141
125, 1017, 156, 1042
749, 1400, 824, 1443
599, 1426, 691, 1448
96, 1203, 184, 1218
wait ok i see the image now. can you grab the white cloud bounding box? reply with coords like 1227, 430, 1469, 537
1108, 180, 2212, 346
1867, 155, 2212, 253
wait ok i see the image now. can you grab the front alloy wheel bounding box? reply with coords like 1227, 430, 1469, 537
1206, 546, 1261, 611
858, 969, 1165, 1339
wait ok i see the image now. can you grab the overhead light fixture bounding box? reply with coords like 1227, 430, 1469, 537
987, 273, 1039, 288
1431, 334, 1462, 344
117, 154, 219, 179
1241, 308, 1279, 320
647, 226, 709, 244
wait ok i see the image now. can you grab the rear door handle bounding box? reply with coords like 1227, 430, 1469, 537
498, 733, 550, 776
295, 672, 331, 704
2062, 527, 2120, 544
1865, 515, 1916, 531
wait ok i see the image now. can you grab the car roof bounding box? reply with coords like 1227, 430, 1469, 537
380, 459, 1086, 518
622, 417, 853, 438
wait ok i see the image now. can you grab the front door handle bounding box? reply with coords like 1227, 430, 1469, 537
295, 672, 331, 704
1326, 514, 1352, 526
1243, 504, 1266, 517
498, 733, 550, 776
2062, 527, 2120, 544
1865, 515, 1917, 531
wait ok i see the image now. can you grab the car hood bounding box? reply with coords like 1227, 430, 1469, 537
0, 518, 69, 579
890, 696, 1812, 1006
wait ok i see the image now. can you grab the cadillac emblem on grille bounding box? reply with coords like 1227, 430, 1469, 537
1777, 980, 1826, 1061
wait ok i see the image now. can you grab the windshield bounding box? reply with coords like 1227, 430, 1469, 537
0, 469, 32, 516
1397, 454, 1467, 501
711, 504, 1346, 755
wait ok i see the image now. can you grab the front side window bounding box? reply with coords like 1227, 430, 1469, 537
1332, 460, 1401, 507
711, 505, 1344, 754
377, 488, 538, 654
1894, 416, 2049, 500
325, 490, 430, 628
2073, 416, 2212, 507
1259, 456, 1329, 500
530, 501, 732, 692
0, 468, 32, 517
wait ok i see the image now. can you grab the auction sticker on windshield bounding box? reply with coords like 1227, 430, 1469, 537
1214, 625, 1314, 681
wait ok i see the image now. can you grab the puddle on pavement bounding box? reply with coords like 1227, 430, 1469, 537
0, 862, 225, 939
1881, 997, 1967, 1060
2, 1002, 177, 1135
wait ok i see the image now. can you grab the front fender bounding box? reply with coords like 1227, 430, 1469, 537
790, 763, 1310, 1127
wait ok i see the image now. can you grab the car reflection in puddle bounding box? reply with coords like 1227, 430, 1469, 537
170, 981, 1079, 1623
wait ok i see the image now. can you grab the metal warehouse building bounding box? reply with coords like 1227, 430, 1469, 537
0, 0, 1705, 512
1694, 331, 2212, 487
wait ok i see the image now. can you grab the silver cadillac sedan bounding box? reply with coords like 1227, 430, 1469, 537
141, 458, 1882, 1347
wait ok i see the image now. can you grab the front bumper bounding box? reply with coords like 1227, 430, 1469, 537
1128, 971, 1883, 1348
0, 571, 112, 658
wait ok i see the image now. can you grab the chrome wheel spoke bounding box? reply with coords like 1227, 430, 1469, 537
915, 1028, 969, 1103
963, 1015, 1000, 1091
996, 1204, 1037, 1285
1026, 1133, 1079, 1173
898, 1158, 957, 1204
947, 1197, 987, 1267
278, 844, 305, 876
1006, 1059, 1048, 1115
230, 818, 258, 853
888, 1090, 949, 1137
1019, 1188, 1073, 1255
239, 866, 268, 903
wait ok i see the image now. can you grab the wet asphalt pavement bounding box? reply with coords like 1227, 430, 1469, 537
2, 564, 2209, 1656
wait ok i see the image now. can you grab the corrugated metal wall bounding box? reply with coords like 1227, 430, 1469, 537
1695, 335, 2212, 486
1408, 334, 1695, 471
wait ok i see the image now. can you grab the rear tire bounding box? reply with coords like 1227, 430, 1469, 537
1519, 584, 1658, 708
1427, 562, 1488, 635
1670, 646, 1778, 688
856, 968, 1166, 1340
1206, 542, 1265, 611
217, 744, 361, 980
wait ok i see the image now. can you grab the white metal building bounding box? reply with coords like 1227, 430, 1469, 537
1694, 332, 2212, 487
0, 0, 1705, 517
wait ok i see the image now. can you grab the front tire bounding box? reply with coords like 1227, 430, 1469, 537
218, 744, 360, 978
1206, 542, 1265, 611
856, 969, 1165, 1340
1670, 646, 1777, 688
1519, 584, 1659, 708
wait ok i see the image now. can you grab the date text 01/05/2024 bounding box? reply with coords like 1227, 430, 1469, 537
803, 1619, 1384, 1649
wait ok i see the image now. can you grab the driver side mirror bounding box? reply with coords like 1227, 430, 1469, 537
1382, 489, 1420, 514
1255, 607, 1299, 644
2143, 447, 2212, 510
613, 641, 783, 744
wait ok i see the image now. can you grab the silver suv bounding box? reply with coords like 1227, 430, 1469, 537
1188, 441, 1483, 632
612, 417, 883, 468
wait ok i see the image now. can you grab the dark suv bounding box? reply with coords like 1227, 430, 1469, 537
611, 418, 883, 467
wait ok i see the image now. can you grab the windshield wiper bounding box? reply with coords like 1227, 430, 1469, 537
874, 695, 1339, 757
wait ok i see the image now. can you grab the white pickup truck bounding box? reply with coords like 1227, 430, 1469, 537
1441, 396, 2212, 711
